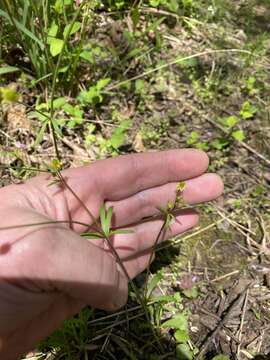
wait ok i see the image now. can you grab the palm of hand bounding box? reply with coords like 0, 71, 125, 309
0, 150, 223, 359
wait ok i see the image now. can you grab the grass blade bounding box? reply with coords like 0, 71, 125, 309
0, 66, 20, 75
0, 9, 44, 50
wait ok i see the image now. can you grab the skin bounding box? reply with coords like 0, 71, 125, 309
0, 149, 223, 359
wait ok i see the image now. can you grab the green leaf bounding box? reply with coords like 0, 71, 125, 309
0, 9, 44, 49
110, 120, 131, 150
34, 122, 48, 146
147, 271, 163, 299
96, 78, 111, 90
53, 97, 66, 109
135, 79, 145, 94
63, 103, 75, 115
50, 38, 64, 57
0, 87, 19, 102
106, 207, 113, 235
182, 287, 199, 299
176, 344, 193, 360
151, 294, 173, 303
232, 130, 245, 141
174, 329, 190, 343
149, 0, 161, 6
240, 101, 257, 119
81, 232, 103, 239
54, 0, 72, 13
131, 7, 140, 28
110, 132, 124, 149
47, 22, 59, 43
0, 66, 20, 76
212, 356, 230, 360
187, 131, 199, 145
100, 204, 107, 233
162, 314, 188, 331
195, 141, 209, 151
51, 119, 62, 137
223, 115, 239, 128
99, 205, 113, 237
80, 50, 94, 63
63, 21, 81, 39
212, 138, 229, 150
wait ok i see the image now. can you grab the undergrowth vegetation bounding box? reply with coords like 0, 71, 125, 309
0, 0, 270, 359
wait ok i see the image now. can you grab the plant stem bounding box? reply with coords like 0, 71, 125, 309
49, 0, 86, 159
0, 219, 92, 232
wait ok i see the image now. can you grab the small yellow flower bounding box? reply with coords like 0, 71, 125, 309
50, 158, 62, 171
177, 181, 186, 193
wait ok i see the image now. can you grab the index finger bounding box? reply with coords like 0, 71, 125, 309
64, 149, 209, 201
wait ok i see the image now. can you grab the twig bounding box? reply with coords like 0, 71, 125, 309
107, 49, 254, 91
237, 289, 249, 358
211, 270, 240, 283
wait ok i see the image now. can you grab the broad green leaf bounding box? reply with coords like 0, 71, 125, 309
162, 314, 188, 331
50, 38, 64, 57
240, 101, 257, 119
135, 79, 145, 94
0, 66, 20, 76
212, 138, 229, 150
232, 130, 245, 141
110, 120, 131, 149
174, 329, 190, 343
96, 78, 111, 90
63, 21, 81, 38
149, 0, 161, 6
0, 87, 19, 102
224, 115, 238, 128
187, 131, 199, 145
110, 130, 125, 150
182, 287, 199, 299
59, 65, 69, 73
80, 50, 94, 63
53, 97, 66, 109
54, 0, 72, 13
63, 103, 75, 115
167, 0, 179, 12
47, 22, 59, 43
151, 294, 174, 303
176, 344, 193, 360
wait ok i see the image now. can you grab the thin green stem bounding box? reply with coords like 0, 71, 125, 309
0, 219, 92, 232
56, 170, 100, 232
107, 49, 255, 91
49, 1, 86, 159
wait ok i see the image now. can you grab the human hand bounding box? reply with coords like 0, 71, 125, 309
0, 149, 223, 359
